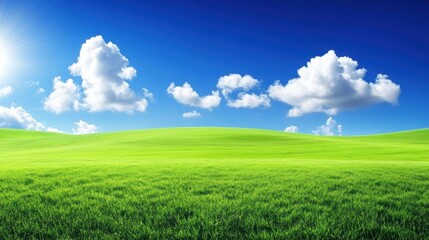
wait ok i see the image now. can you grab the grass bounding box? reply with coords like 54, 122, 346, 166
0, 127, 428, 239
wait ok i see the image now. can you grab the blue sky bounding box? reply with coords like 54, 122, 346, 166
0, 0, 428, 135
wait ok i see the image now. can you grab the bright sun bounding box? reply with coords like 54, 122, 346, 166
0, 8, 24, 80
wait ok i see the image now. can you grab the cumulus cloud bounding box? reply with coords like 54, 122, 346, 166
312, 117, 342, 136
44, 35, 150, 114
43, 76, 80, 114
0, 86, 12, 98
167, 82, 221, 110
0, 106, 61, 132
217, 74, 270, 108
284, 125, 299, 133
227, 93, 270, 108
217, 74, 259, 95
268, 50, 400, 117
72, 120, 97, 135
68, 35, 149, 113
183, 110, 201, 118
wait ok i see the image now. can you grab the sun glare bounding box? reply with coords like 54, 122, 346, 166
0, 41, 13, 77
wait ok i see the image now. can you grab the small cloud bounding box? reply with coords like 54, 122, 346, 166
26, 81, 45, 95
0, 86, 12, 98
143, 88, 154, 102
268, 50, 400, 117
217, 74, 259, 95
284, 125, 299, 133
217, 74, 270, 108
337, 124, 342, 136
312, 117, 342, 136
167, 82, 221, 110
0, 105, 60, 132
43, 76, 81, 114
46, 127, 63, 133
26, 81, 39, 87
72, 120, 97, 135
227, 93, 270, 108
183, 110, 202, 118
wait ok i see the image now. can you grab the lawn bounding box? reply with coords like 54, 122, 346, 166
0, 128, 428, 239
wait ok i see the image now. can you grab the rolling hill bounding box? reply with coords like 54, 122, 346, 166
1, 127, 429, 164
0, 128, 428, 239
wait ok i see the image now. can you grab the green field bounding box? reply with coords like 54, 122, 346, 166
0, 127, 428, 239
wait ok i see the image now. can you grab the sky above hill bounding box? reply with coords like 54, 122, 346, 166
0, 0, 428, 135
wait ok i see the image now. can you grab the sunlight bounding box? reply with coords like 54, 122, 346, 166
0, 40, 13, 77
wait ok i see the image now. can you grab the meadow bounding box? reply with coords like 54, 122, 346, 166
0, 127, 428, 239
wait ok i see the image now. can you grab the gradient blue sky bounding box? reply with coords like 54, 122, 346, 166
0, 0, 428, 135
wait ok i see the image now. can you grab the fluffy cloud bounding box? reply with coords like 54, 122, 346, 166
217, 74, 270, 108
43, 76, 80, 114
72, 120, 97, 135
312, 117, 342, 136
167, 82, 221, 110
45, 35, 150, 114
0, 86, 12, 98
268, 50, 400, 117
182, 110, 201, 118
217, 74, 259, 95
0, 106, 61, 132
227, 93, 270, 108
37, 88, 45, 94
284, 125, 299, 133
68, 35, 149, 113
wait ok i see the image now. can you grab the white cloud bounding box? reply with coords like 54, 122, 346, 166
46, 127, 63, 133
37, 88, 45, 94
61, 35, 149, 113
217, 74, 259, 95
43, 76, 80, 114
118, 66, 137, 80
26, 81, 45, 95
337, 124, 342, 136
370, 74, 401, 104
183, 110, 201, 118
167, 82, 221, 110
227, 93, 270, 108
312, 117, 342, 136
284, 125, 299, 133
268, 50, 400, 117
217, 74, 270, 108
143, 88, 154, 102
0, 86, 12, 98
0, 106, 61, 132
72, 120, 97, 135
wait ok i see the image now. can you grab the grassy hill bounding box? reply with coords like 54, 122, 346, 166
1, 127, 428, 164
0, 128, 428, 239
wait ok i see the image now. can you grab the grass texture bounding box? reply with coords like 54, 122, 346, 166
0, 127, 428, 239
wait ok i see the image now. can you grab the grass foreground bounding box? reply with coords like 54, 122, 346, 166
0, 127, 428, 239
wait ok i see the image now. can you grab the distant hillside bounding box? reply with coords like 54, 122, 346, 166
0, 127, 428, 165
